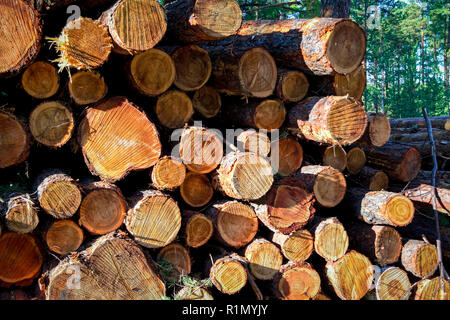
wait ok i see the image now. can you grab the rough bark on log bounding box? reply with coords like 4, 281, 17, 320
390, 130, 449, 143
68, 70, 107, 105
213, 152, 274, 200
45, 219, 84, 255
321, 0, 350, 18
3, 194, 39, 233
29, 101, 74, 148
180, 172, 214, 208
21, 61, 59, 99
155, 90, 194, 129
272, 229, 314, 263
182, 211, 213, 248
151, 156, 186, 191
157, 243, 192, 281
401, 240, 438, 279
100, 0, 167, 55
237, 129, 271, 157
209, 253, 248, 295
0, 0, 42, 76
273, 261, 321, 300
346, 146, 366, 175
414, 277, 450, 300
389, 116, 449, 130
346, 188, 415, 227
206, 200, 258, 249
206, 18, 366, 75
78, 96, 162, 182
276, 69, 309, 103
353, 166, 389, 191
361, 142, 421, 182
244, 238, 283, 281
313, 217, 349, 262
292, 165, 347, 208
326, 250, 374, 300
79, 181, 127, 235
192, 86, 222, 118
125, 190, 181, 249
271, 137, 303, 176
287, 96, 367, 146
45, 231, 166, 300
402, 184, 449, 215
165, 0, 242, 43
0, 112, 31, 168
375, 267, 411, 300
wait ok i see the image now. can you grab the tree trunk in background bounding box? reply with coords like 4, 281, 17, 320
321, 0, 350, 18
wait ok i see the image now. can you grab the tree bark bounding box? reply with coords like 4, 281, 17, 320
321, 0, 350, 18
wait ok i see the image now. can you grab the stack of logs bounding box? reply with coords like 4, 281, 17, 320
0, 0, 448, 301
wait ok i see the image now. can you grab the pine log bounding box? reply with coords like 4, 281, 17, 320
209, 253, 248, 295
272, 229, 314, 263
389, 116, 449, 130
178, 126, 224, 174
78, 96, 162, 182
128, 49, 175, 97
244, 238, 283, 281
414, 277, 450, 300
45, 220, 84, 255
206, 200, 258, 249
206, 47, 277, 98
346, 188, 414, 226
390, 130, 449, 143
273, 261, 321, 300
375, 267, 411, 300
156, 90, 194, 129
353, 166, 389, 191
287, 96, 367, 146
0, 232, 43, 287
157, 243, 192, 281
292, 165, 347, 208
276, 69, 309, 103
29, 101, 74, 147
357, 113, 391, 147
402, 184, 449, 215
399, 141, 450, 164
313, 217, 349, 262
326, 250, 374, 300
0, 0, 42, 76
0, 112, 30, 168
52, 17, 112, 70
37, 172, 82, 219
3, 194, 39, 233
224, 99, 286, 131
126, 190, 181, 249
346, 146, 366, 175
176, 287, 214, 300
21, 61, 59, 99
192, 86, 222, 118
68, 70, 107, 105
213, 152, 274, 200
237, 129, 271, 157
165, 0, 242, 43
100, 0, 167, 55
308, 64, 366, 100
322, 145, 347, 172
45, 231, 166, 300
151, 156, 186, 191
252, 177, 315, 234
171, 44, 212, 91
271, 137, 303, 176
182, 211, 213, 248
401, 240, 438, 279
180, 172, 214, 208
79, 181, 127, 235
346, 221, 402, 266
208, 18, 366, 75
361, 143, 421, 182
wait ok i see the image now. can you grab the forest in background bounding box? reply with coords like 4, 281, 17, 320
231, 0, 450, 118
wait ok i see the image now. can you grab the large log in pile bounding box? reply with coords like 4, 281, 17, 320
0, 0, 448, 302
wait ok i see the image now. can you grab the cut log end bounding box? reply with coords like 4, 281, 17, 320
46, 220, 84, 255
273, 229, 314, 263
366, 169, 389, 191
385, 194, 415, 227
415, 277, 450, 300
277, 70, 309, 102
274, 262, 321, 300
239, 48, 277, 98
157, 244, 191, 281
401, 240, 438, 279
314, 218, 349, 262
237, 130, 271, 157
253, 99, 286, 131
78, 96, 162, 182
373, 225, 402, 266
176, 287, 214, 300
156, 90, 194, 129
376, 267, 411, 300
172, 45, 212, 91
151, 156, 186, 191
68, 71, 107, 105
272, 138, 303, 176
184, 212, 213, 248
55, 17, 112, 70
245, 238, 283, 281
79, 183, 126, 235
0, 112, 30, 168
4, 195, 39, 233
346, 147, 366, 175
0, 232, 43, 287
323, 145, 347, 172
29, 101, 74, 147
0, 0, 42, 75
333, 64, 366, 100
326, 250, 374, 300
210, 255, 247, 295
21, 61, 59, 99
326, 20, 366, 74
180, 172, 213, 208
365, 113, 391, 147
401, 147, 422, 182
129, 49, 175, 97
193, 86, 222, 118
